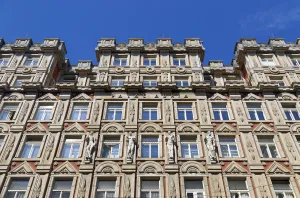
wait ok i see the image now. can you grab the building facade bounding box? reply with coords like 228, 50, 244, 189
0, 37, 299, 197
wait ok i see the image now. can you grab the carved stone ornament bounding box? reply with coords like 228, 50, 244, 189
269, 67, 279, 74
165, 131, 175, 163
145, 42, 156, 50
246, 137, 256, 160
176, 66, 186, 73
78, 175, 86, 198
115, 66, 125, 73
124, 176, 131, 198
31, 175, 42, 198
85, 131, 96, 163
205, 131, 217, 163
0, 135, 15, 163
169, 176, 177, 198
126, 132, 136, 163
146, 66, 155, 74
23, 67, 32, 74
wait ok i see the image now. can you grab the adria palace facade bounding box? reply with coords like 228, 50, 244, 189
0, 37, 300, 198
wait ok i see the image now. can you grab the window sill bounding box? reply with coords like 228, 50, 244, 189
178, 157, 205, 160
13, 158, 40, 161
137, 158, 164, 161
101, 120, 126, 122
64, 120, 90, 122
218, 157, 245, 161
28, 120, 52, 123
97, 157, 123, 160
248, 120, 273, 123
260, 158, 288, 161
55, 157, 83, 161
175, 120, 199, 122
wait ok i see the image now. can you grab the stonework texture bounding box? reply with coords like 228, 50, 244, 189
0, 37, 299, 197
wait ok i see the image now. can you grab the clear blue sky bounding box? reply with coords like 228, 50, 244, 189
1, 0, 300, 65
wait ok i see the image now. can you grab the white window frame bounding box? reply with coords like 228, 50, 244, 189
34, 104, 53, 120
173, 57, 187, 66
180, 137, 199, 158
140, 180, 160, 198
95, 180, 116, 198
258, 136, 280, 158
111, 77, 125, 87
113, 56, 127, 66
143, 56, 157, 66
247, 103, 265, 120
290, 56, 300, 67
227, 179, 251, 198
212, 103, 230, 120
23, 56, 40, 67
259, 55, 276, 67
106, 103, 123, 120
219, 136, 239, 158
142, 103, 158, 120
70, 103, 89, 120
101, 136, 121, 158
50, 179, 73, 198
281, 103, 300, 121
175, 77, 190, 87
0, 56, 11, 67
20, 139, 42, 158
5, 178, 30, 198
185, 180, 205, 198
141, 136, 159, 158
272, 180, 295, 198
12, 76, 32, 87
177, 103, 194, 120
0, 104, 19, 120
60, 137, 82, 158
143, 77, 157, 87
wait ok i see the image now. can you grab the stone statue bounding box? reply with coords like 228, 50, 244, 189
131, 72, 137, 82
99, 72, 106, 82
165, 131, 175, 162
163, 72, 168, 82
85, 131, 96, 162
126, 132, 136, 163
194, 72, 200, 82
205, 131, 217, 163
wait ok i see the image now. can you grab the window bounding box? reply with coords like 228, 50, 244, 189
71, 104, 88, 120
21, 137, 41, 158
141, 180, 159, 198
6, 179, 29, 198
51, 180, 72, 198
143, 77, 157, 87
111, 77, 125, 87
291, 58, 300, 67
175, 77, 189, 87
106, 103, 122, 120
141, 137, 158, 158
0, 136, 4, 150
0, 57, 10, 67
24, 57, 39, 66
282, 104, 300, 120
181, 137, 199, 158
113, 57, 127, 66
34, 104, 53, 120
269, 76, 285, 86
212, 103, 229, 120
260, 56, 276, 66
142, 103, 158, 120
185, 180, 204, 198
247, 103, 265, 120
0, 104, 18, 120
173, 57, 186, 66
258, 137, 279, 158
13, 76, 31, 87
228, 179, 250, 198
61, 138, 81, 158
219, 137, 239, 157
272, 180, 294, 198
101, 136, 120, 158
143, 57, 156, 66
296, 136, 300, 148
96, 180, 116, 198
177, 104, 193, 120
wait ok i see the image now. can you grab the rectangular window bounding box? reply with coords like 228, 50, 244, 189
13, 76, 31, 87
143, 57, 156, 66
258, 136, 279, 158
34, 104, 53, 120
6, 179, 29, 198
181, 137, 199, 158
106, 103, 123, 120
272, 180, 294, 198
219, 137, 239, 157
51, 180, 72, 198
260, 56, 276, 66
269, 76, 285, 86
212, 103, 229, 120
101, 136, 120, 158
173, 57, 186, 66
111, 77, 125, 87
0, 58, 10, 67
177, 104, 193, 120
143, 77, 157, 87
141, 180, 159, 198
21, 137, 41, 158
24, 57, 39, 66
141, 137, 159, 158
0, 104, 18, 120
185, 180, 204, 198
228, 179, 250, 198
282, 104, 300, 120
247, 103, 265, 120
142, 103, 158, 120
113, 57, 127, 66
71, 104, 88, 120
96, 180, 116, 198
175, 77, 189, 87
291, 58, 300, 67
61, 138, 81, 158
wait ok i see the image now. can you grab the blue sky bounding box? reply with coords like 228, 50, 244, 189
1, 0, 300, 65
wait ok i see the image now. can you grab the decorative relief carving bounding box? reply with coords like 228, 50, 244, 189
258, 177, 269, 198
246, 136, 256, 160
31, 175, 42, 198
285, 136, 297, 160
124, 175, 131, 198
163, 72, 169, 82
236, 106, 244, 122
55, 102, 64, 123
93, 102, 100, 122
42, 133, 54, 163
78, 175, 86, 198
0, 135, 15, 163
129, 102, 135, 122
165, 103, 171, 122
130, 72, 137, 82
169, 176, 177, 198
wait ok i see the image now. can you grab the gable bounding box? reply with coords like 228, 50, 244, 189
10, 162, 34, 174
243, 93, 262, 101
266, 162, 290, 174
215, 123, 236, 133
37, 93, 57, 101
25, 123, 48, 133
224, 161, 247, 174
253, 123, 273, 133
63, 123, 86, 133
52, 162, 77, 174
72, 93, 91, 101
208, 93, 228, 101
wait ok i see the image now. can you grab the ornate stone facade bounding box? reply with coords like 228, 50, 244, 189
0, 37, 299, 197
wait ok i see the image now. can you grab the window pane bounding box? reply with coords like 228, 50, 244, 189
190, 144, 199, 158
213, 111, 220, 120
221, 145, 229, 157
228, 180, 247, 190
292, 111, 300, 120
269, 145, 278, 158
71, 144, 80, 158
106, 110, 114, 120
21, 144, 31, 158
151, 145, 158, 158
178, 110, 185, 120
249, 111, 256, 120
222, 111, 229, 120
257, 111, 265, 120
185, 180, 203, 189
229, 145, 239, 157
272, 180, 291, 190
285, 111, 292, 120
181, 144, 189, 158
35, 111, 44, 120
260, 145, 269, 158
9, 179, 29, 190
71, 110, 79, 120
0, 110, 9, 120
61, 144, 71, 158
142, 110, 150, 120
53, 180, 72, 190
186, 111, 193, 120
97, 180, 116, 189
142, 144, 149, 157
142, 181, 159, 189
115, 111, 122, 120
151, 110, 158, 120
80, 111, 87, 120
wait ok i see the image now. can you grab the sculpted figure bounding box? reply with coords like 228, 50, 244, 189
165, 131, 175, 161
85, 131, 96, 162
126, 132, 136, 162
205, 131, 217, 162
